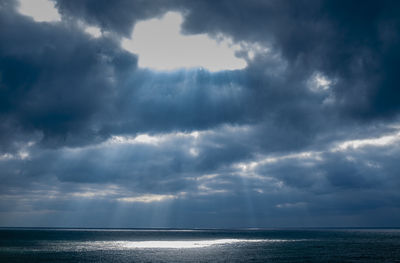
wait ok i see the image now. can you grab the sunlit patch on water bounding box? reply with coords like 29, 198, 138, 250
110, 239, 272, 249
68, 239, 293, 250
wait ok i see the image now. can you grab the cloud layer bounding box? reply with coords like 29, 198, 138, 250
1, 0, 400, 227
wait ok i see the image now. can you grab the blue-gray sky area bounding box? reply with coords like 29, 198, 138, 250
1, 0, 400, 228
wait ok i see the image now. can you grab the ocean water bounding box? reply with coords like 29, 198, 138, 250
1, 228, 400, 262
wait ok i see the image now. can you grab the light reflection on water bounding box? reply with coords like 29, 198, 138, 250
66, 239, 291, 251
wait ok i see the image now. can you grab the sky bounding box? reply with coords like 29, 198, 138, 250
0, 0, 400, 228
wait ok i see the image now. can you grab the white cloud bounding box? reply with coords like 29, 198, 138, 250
334, 131, 400, 151
18, 0, 61, 23
276, 202, 307, 209
308, 72, 334, 92
234, 151, 323, 173
108, 131, 203, 146
83, 25, 102, 38
0, 141, 35, 161
121, 12, 247, 71
117, 194, 177, 203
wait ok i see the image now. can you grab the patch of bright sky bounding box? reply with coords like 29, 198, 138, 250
122, 12, 247, 71
18, 0, 61, 22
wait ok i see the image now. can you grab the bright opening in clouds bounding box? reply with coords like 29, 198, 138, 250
18, 0, 61, 22
122, 12, 247, 71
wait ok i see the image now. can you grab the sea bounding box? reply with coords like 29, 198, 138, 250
0, 228, 400, 262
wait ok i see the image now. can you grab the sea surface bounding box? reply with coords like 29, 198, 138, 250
1, 228, 400, 262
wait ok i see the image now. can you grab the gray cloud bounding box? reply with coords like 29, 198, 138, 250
1, 0, 400, 227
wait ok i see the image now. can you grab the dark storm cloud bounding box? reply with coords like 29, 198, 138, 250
54, 0, 176, 36
5, 0, 398, 152
28, 0, 399, 158
0, 2, 138, 150
2, 0, 330, 152
178, 0, 400, 119
55, 0, 400, 118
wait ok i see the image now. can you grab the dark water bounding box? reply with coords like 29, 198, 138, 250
1, 228, 400, 262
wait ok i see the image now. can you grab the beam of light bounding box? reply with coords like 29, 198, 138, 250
18, 0, 61, 22
121, 12, 247, 71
